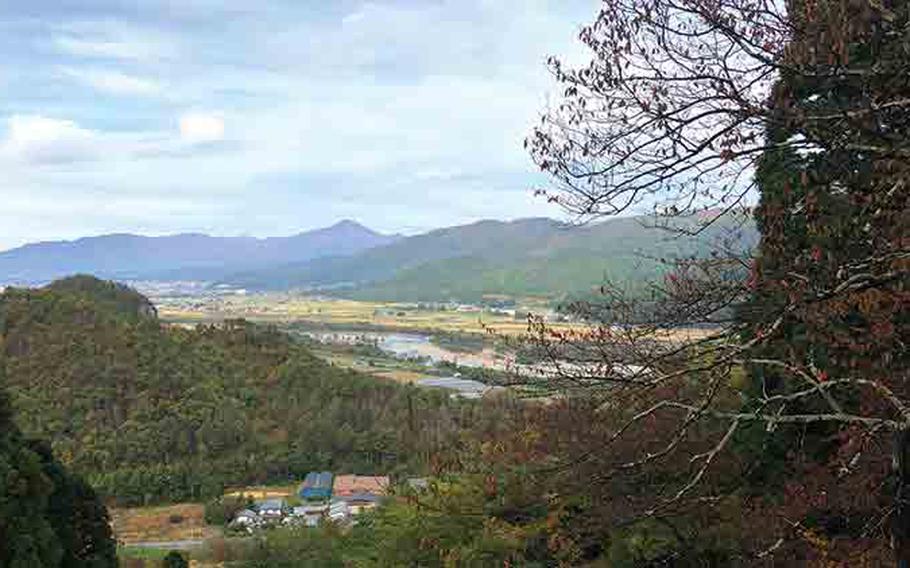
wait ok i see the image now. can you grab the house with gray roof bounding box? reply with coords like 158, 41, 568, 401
255, 498, 288, 520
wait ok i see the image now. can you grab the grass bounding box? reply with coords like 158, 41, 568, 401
374, 369, 430, 383
312, 348, 432, 384
119, 543, 230, 567
118, 545, 172, 560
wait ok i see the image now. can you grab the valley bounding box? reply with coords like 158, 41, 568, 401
150, 291, 545, 398
151, 290, 563, 336
3, 0, 902, 562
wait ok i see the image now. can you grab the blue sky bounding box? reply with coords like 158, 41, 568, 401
0, 0, 596, 250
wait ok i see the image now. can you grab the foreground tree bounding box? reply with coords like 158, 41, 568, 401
527, 0, 909, 562
0, 365, 116, 568
0, 386, 62, 567
29, 441, 117, 568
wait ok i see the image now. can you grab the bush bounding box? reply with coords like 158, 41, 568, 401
163, 550, 188, 568
204, 495, 251, 526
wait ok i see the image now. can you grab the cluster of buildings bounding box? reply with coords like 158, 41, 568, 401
231, 473, 394, 531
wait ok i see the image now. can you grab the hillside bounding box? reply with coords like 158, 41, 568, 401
0, 220, 397, 284
0, 277, 466, 505
225, 215, 757, 301
44, 274, 159, 319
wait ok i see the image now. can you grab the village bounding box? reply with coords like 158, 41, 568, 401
227, 473, 426, 533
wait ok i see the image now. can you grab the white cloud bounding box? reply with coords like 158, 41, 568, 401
0, 1, 596, 245
51, 21, 177, 61
0, 114, 197, 166
59, 67, 162, 96
1, 115, 98, 164
178, 112, 225, 144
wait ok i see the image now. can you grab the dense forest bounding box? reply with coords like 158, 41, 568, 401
0, 276, 470, 506
0, 366, 116, 567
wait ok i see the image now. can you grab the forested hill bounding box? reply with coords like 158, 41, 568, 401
44, 274, 159, 319
0, 220, 397, 284
0, 276, 467, 505
224, 214, 757, 301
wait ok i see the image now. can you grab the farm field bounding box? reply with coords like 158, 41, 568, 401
321, 353, 424, 382
156, 293, 715, 343
155, 293, 566, 336
111, 503, 216, 546
314, 350, 441, 384
112, 487, 292, 565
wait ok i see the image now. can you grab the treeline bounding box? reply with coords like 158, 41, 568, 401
0, 276, 471, 506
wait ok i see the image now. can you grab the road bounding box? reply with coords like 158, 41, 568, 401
122, 540, 205, 550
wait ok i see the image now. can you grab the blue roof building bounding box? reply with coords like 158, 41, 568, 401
299, 471, 334, 501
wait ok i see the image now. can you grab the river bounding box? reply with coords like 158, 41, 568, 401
304, 331, 500, 369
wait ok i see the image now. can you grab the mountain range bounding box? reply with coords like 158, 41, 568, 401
0, 215, 757, 302
0, 220, 397, 284
222, 215, 756, 301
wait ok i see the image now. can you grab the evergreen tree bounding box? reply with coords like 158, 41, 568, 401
0, 363, 116, 568
28, 440, 117, 568
0, 380, 63, 567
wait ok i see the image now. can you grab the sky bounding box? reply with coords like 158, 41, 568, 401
0, 0, 598, 251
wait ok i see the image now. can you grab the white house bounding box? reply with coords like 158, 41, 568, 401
328, 500, 350, 523
232, 509, 260, 527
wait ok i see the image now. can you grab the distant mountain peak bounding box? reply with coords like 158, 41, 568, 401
330, 219, 368, 230
319, 219, 391, 238
0, 220, 398, 285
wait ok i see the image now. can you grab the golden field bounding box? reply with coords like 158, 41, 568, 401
160, 294, 573, 335
111, 503, 214, 545
157, 294, 715, 344
223, 483, 298, 501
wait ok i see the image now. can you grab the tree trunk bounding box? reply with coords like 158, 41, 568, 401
894, 428, 910, 567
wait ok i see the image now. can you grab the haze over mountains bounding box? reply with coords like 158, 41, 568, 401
0, 216, 757, 302
0, 220, 397, 284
